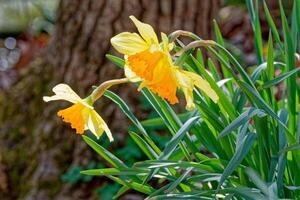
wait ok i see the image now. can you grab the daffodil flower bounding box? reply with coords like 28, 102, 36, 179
111, 16, 218, 110
43, 84, 113, 141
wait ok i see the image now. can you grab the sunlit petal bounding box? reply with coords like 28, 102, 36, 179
182, 87, 195, 111
124, 65, 141, 82
129, 15, 159, 45
185, 71, 219, 103
43, 84, 82, 103
161, 32, 174, 52
176, 70, 218, 108
111, 32, 148, 55
83, 109, 113, 142
43, 84, 93, 108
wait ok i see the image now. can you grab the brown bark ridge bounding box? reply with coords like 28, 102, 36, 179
0, 0, 221, 199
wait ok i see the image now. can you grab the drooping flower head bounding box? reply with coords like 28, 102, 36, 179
111, 16, 178, 104
111, 16, 219, 110
43, 84, 113, 141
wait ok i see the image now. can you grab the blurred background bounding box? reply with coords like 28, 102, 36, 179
0, 0, 293, 199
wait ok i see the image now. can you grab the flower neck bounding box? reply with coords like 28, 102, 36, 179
90, 78, 129, 103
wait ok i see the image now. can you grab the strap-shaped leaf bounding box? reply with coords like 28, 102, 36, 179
82, 135, 126, 168
246, 168, 278, 199
262, 0, 284, 52
165, 167, 193, 193
106, 54, 125, 68
143, 116, 200, 184
104, 90, 161, 154
262, 68, 300, 89
217, 132, 256, 191
81, 167, 149, 176
219, 107, 266, 138
129, 131, 158, 159
135, 160, 214, 173
238, 81, 294, 142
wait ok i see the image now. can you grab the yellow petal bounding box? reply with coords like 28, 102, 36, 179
124, 65, 141, 82
129, 15, 158, 46
185, 71, 219, 103
161, 32, 174, 52
176, 70, 192, 88
182, 87, 195, 111
57, 103, 85, 134
83, 109, 113, 142
43, 84, 93, 108
43, 84, 82, 103
175, 70, 196, 110
176, 70, 219, 106
111, 32, 148, 55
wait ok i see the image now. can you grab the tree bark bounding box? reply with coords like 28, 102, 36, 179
0, 0, 221, 199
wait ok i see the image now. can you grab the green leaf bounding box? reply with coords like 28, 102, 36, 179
251, 62, 285, 83
279, 142, 300, 154
187, 173, 222, 182
104, 90, 147, 136
219, 107, 266, 138
277, 109, 288, 193
207, 58, 220, 81
213, 43, 256, 89
291, 2, 298, 50
189, 56, 237, 120
262, 0, 284, 52
129, 131, 158, 159
106, 54, 125, 68
246, 168, 278, 199
82, 135, 126, 168
141, 112, 192, 129
165, 167, 193, 193
238, 81, 293, 142
218, 132, 256, 190
213, 20, 233, 95
266, 31, 274, 80
226, 187, 266, 200
246, 0, 264, 64
143, 116, 200, 183
280, 0, 298, 133
104, 90, 161, 155
135, 160, 214, 173
107, 175, 154, 195
150, 192, 213, 200
160, 116, 199, 160
113, 186, 129, 200
81, 167, 149, 176
141, 88, 198, 159
262, 66, 300, 89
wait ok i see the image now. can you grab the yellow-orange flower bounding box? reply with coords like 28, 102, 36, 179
111, 16, 218, 110
43, 84, 113, 141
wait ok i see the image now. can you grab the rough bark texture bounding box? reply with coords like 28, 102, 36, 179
0, 0, 221, 199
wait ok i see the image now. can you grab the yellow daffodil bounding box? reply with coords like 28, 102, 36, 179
43, 84, 113, 141
111, 15, 218, 110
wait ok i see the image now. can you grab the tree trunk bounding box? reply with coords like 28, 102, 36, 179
0, 0, 221, 199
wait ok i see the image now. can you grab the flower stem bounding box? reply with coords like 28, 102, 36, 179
91, 78, 129, 102
169, 30, 198, 42
174, 40, 216, 57
169, 30, 199, 42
